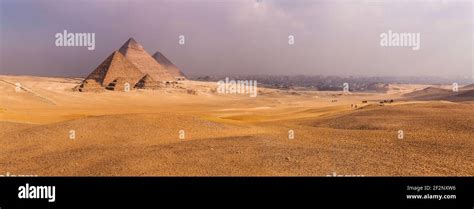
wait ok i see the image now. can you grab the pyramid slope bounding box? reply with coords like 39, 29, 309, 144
152, 51, 186, 78
79, 51, 145, 91
119, 38, 175, 81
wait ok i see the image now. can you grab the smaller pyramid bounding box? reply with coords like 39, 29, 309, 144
77, 51, 145, 92
152, 51, 186, 79
134, 74, 162, 89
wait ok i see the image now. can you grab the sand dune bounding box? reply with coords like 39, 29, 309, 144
403, 86, 474, 102
403, 86, 451, 98
461, 83, 474, 90
0, 75, 472, 176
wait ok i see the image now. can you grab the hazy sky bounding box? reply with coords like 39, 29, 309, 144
0, 0, 472, 79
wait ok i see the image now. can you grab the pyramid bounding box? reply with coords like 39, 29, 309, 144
134, 74, 162, 89
152, 51, 186, 79
119, 38, 175, 81
77, 51, 145, 92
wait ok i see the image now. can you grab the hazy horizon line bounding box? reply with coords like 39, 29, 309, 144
1, 72, 472, 85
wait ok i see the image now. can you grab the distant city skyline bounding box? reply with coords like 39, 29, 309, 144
0, 0, 472, 79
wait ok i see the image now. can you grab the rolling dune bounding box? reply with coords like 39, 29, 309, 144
0, 75, 472, 176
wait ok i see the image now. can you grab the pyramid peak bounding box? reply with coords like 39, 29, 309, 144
126, 37, 138, 43
152, 51, 173, 66
119, 37, 144, 52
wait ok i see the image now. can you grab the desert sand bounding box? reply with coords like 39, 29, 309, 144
0, 75, 473, 176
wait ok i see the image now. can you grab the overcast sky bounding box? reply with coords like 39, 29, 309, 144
0, 0, 472, 79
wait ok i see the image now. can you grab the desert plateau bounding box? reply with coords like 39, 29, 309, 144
1, 73, 473, 176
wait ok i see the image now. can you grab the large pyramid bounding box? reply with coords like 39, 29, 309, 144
76, 51, 148, 92
152, 51, 186, 79
119, 38, 175, 81
76, 37, 180, 92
